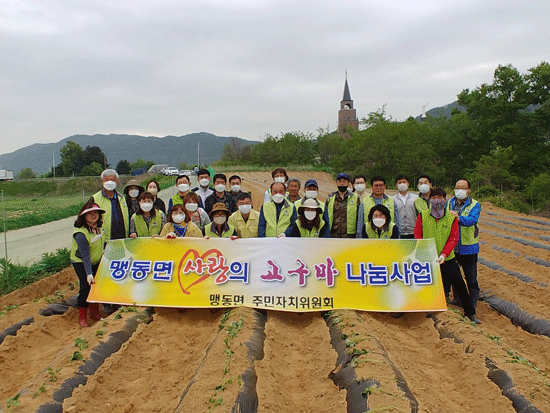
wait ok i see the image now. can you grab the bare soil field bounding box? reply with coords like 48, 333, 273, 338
1, 172, 549, 412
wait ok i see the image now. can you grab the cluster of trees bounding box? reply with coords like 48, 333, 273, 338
44, 142, 109, 177
219, 62, 550, 212
115, 158, 155, 175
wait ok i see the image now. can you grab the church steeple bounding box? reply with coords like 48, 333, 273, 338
338, 70, 358, 135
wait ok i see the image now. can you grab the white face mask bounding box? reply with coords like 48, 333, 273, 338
372, 218, 386, 228
239, 204, 252, 214
215, 184, 226, 193
185, 202, 198, 212
272, 193, 285, 204
213, 216, 226, 225
172, 214, 185, 224
354, 184, 366, 192
177, 183, 190, 193
304, 210, 317, 221
347, 187, 353, 193
128, 189, 140, 198
147, 187, 158, 196
103, 181, 117, 191
397, 183, 408, 192
418, 184, 430, 194
305, 190, 317, 199
140, 202, 153, 212
199, 178, 210, 188
274, 176, 285, 184
455, 189, 468, 200
231, 185, 241, 193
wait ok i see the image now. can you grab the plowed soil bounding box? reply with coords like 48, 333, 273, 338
1, 172, 550, 413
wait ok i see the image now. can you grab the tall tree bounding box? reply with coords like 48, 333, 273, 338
59, 141, 85, 176
116, 160, 131, 175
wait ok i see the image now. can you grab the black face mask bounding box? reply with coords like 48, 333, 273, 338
337, 185, 348, 193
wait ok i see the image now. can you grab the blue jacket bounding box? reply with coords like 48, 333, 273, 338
447, 196, 481, 255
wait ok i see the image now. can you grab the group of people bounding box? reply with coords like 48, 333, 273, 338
71, 167, 481, 326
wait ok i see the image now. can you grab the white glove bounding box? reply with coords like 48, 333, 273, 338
166, 232, 176, 239
437, 254, 446, 264
87, 274, 95, 285
277, 233, 286, 238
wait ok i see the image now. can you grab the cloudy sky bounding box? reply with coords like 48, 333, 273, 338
1, 0, 548, 154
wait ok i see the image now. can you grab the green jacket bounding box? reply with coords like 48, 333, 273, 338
70, 227, 105, 265
93, 191, 129, 239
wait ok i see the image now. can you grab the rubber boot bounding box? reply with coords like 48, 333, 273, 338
79, 307, 88, 327
88, 303, 102, 321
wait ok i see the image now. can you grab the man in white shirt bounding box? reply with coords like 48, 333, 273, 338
393, 174, 418, 239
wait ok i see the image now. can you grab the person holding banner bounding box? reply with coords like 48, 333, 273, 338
183, 192, 210, 234
258, 182, 297, 237
288, 198, 329, 238
204, 202, 237, 238
160, 204, 203, 238
129, 192, 167, 238
70, 201, 107, 327
414, 187, 480, 324
229, 192, 260, 238
361, 204, 399, 239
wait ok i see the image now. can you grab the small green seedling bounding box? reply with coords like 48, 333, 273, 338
74, 338, 89, 350
69, 351, 84, 362
47, 366, 61, 382
33, 383, 47, 398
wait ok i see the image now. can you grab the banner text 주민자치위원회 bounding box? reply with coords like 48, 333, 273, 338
88, 237, 447, 312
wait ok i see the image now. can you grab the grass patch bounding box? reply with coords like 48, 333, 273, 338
0, 248, 70, 296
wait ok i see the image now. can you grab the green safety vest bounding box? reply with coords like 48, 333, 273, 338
327, 193, 359, 235
92, 191, 129, 239
204, 222, 236, 238
131, 213, 162, 237
362, 196, 395, 224
263, 201, 294, 237
414, 196, 430, 215
365, 222, 396, 239
171, 193, 186, 206
296, 218, 326, 238
448, 199, 480, 247
70, 227, 105, 265
420, 210, 456, 261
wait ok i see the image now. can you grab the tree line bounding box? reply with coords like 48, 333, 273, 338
218, 62, 550, 213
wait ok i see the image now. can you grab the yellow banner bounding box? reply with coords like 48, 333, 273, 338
88, 237, 447, 312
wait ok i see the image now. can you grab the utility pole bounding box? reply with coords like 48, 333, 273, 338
197, 141, 200, 168
53, 152, 56, 179
2, 190, 8, 289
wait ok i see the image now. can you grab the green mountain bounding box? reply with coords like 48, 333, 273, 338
0, 133, 255, 174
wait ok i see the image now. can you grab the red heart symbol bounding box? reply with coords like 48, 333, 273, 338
177, 248, 223, 295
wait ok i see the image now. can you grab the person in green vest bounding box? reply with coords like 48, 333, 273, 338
129, 192, 167, 238
327, 172, 361, 238
258, 182, 297, 237
414, 187, 480, 324
204, 202, 237, 238
229, 192, 260, 238
70, 201, 107, 327
168, 174, 203, 211
288, 198, 329, 237
92, 169, 129, 240
357, 175, 400, 238
414, 174, 432, 216
160, 204, 203, 238
361, 204, 398, 239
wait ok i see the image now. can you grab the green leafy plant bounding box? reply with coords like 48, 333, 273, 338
74, 338, 89, 350
33, 383, 47, 398
69, 351, 84, 362
6, 393, 21, 411
47, 366, 61, 382
95, 329, 105, 337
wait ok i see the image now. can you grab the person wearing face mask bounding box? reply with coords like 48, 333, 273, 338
129, 192, 167, 238
160, 204, 203, 238
353, 175, 368, 198
228, 175, 244, 204
358, 175, 400, 238
168, 174, 203, 212
289, 198, 329, 238
183, 192, 210, 234
229, 192, 260, 238
204, 173, 237, 215
124, 179, 145, 220
258, 182, 297, 237
191, 168, 214, 206
295, 179, 330, 227
415, 174, 433, 215
414, 187, 480, 324
362, 204, 398, 239
204, 203, 237, 238
447, 179, 482, 309
264, 167, 289, 203
71, 201, 107, 327
287, 178, 302, 203
92, 169, 129, 240
327, 173, 361, 238
392, 175, 418, 239
145, 179, 166, 214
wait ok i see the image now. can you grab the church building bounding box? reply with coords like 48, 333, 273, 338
338, 73, 359, 135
